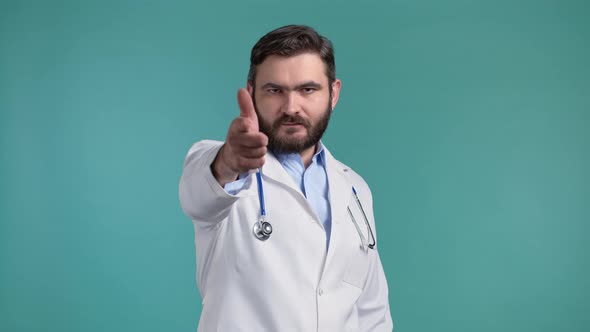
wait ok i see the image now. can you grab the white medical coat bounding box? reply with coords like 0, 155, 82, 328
179, 140, 393, 331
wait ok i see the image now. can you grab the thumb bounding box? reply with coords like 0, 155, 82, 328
237, 88, 259, 131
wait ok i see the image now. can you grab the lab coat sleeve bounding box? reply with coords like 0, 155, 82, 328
179, 140, 248, 223
354, 179, 394, 331
357, 249, 394, 331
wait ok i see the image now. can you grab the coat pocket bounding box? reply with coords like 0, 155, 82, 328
341, 245, 370, 289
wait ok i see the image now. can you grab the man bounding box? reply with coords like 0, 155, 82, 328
179, 25, 393, 331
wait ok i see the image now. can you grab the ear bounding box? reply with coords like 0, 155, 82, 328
247, 82, 254, 96
330, 79, 342, 110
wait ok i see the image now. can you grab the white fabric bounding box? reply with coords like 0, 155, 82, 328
179, 140, 393, 332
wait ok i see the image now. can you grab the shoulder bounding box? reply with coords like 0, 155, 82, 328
183, 139, 224, 166
325, 148, 373, 200
186, 139, 223, 155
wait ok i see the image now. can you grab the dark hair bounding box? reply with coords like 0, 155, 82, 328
247, 25, 335, 86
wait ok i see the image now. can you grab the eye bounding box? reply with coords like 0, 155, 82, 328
301, 87, 317, 94
266, 88, 281, 94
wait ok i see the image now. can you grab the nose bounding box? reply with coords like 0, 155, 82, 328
281, 91, 301, 116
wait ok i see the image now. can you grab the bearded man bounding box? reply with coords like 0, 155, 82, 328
179, 25, 393, 332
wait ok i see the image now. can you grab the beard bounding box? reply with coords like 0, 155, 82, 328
256, 103, 332, 154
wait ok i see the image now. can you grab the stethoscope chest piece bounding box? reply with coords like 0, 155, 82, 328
253, 219, 272, 241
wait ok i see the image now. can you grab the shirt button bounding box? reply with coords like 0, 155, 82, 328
318, 288, 324, 296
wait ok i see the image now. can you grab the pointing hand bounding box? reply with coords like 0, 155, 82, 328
212, 88, 269, 186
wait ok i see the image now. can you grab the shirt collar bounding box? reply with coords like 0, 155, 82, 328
273, 140, 326, 167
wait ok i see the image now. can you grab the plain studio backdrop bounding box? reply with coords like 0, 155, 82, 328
0, 0, 588, 331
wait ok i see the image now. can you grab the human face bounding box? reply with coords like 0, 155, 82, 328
248, 53, 341, 155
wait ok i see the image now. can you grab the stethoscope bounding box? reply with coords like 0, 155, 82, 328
347, 186, 376, 249
252, 169, 376, 250
252, 170, 273, 240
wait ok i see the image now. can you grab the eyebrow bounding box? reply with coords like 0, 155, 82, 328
260, 81, 322, 91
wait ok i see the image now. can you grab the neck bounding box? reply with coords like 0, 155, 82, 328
299, 145, 316, 169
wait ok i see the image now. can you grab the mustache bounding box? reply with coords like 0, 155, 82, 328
273, 114, 310, 128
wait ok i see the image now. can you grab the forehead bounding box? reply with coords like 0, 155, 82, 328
255, 53, 329, 87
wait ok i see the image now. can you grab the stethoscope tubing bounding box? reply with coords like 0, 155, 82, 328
351, 186, 376, 249
256, 169, 266, 218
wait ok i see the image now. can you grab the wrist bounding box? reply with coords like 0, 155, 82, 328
211, 144, 239, 186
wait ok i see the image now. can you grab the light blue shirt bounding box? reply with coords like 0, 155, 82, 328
224, 142, 332, 248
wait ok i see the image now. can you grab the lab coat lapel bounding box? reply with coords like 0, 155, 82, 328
259, 150, 327, 234
259, 151, 304, 196
322, 148, 353, 274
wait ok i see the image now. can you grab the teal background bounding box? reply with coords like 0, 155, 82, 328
1, 0, 588, 331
